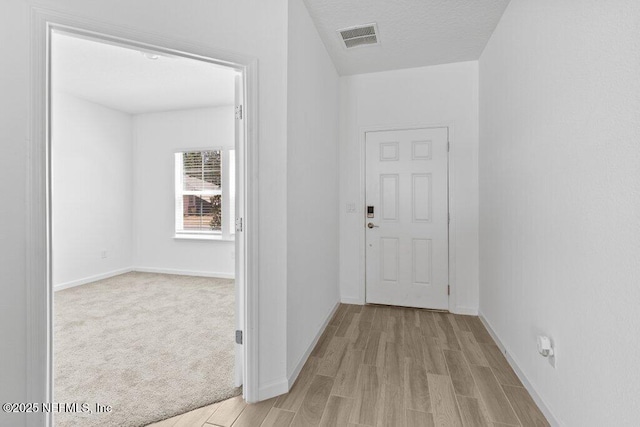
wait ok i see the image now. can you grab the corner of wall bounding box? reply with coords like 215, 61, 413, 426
284, 0, 341, 389
130, 114, 139, 267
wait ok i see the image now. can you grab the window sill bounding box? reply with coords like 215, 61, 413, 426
174, 234, 235, 242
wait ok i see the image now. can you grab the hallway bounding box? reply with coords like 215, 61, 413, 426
150, 304, 548, 426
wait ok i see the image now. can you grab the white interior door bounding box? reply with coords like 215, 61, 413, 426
365, 127, 449, 310
234, 73, 245, 387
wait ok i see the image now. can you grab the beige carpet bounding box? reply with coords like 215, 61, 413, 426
54, 272, 241, 427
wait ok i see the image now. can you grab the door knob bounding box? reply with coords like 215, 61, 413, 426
367, 222, 379, 229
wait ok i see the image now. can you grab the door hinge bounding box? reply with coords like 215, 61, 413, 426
448, 285, 450, 296
447, 141, 450, 152
236, 217, 243, 232
235, 105, 243, 120
448, 213, 450, 224
236, 330, 243, 344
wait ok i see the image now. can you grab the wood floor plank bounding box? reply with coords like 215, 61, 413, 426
403, 309, 420, 328
502, 385, 550, 427
336, 312, 360, 338
317, 336, 349, 377
350, 364, 383, 426
371, 307, 387, 331
318, 395, 355, 427
311, 325, 338, 358
383, 340, 404, 388
449, 315, 471, 333
405, 409, 435, 427
432, 312, 450, 325
443, 350, 476, 397
207, 396, 247, 427
403, 357, 431, 413
456, 396, 491, 427
465, 317, 494, 345
404, 326, 425, 361
353, 321, 373, 350
427, 374, 463, 427
172, 402, 220, 427
275, 356, 321, 411
457, 331, 490, 367
480, 345, 521, 387
260, 408, 296, 427
385, 315, 404, 344
231, 398, 277, 427
440, 313, 460, 331
332, 348, 364, 398
363, 330, 386, 367
329, 305, 349, 327
349, 304, 363, 313
418, 311, 438, 338
388, 307, 405, 319
469, 365, 519, 425
360, 305, 377, 323
377, 382, 404, 427
423, 335, 448, 375
291, 375, 334, 427
435, 317, 461, 351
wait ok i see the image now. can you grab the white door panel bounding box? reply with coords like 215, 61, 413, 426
365, 128, 448, 310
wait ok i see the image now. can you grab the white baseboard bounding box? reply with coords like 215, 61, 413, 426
287, 301, 340, 388
54, 266, 234, 292
258, 301, 340, 401
134, 267, 234, 279
478, 312, 562, 427
54, 267, 133, 291
452, 306, 478, 315
340, 296, 364, 305
258, 378, 289, 402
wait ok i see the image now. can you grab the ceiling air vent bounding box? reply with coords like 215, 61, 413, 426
337, 23, 379, 49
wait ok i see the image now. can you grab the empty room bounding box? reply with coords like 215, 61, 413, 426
49, 32, 244, 426
1, 1, 639, 427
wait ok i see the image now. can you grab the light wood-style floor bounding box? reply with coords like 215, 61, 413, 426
148, 304, 549, 427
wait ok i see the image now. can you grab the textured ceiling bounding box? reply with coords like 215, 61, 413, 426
52, 32, 237, 114
303, 0, 510, 75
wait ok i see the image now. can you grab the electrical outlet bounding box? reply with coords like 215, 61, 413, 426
101, 250, 108, 259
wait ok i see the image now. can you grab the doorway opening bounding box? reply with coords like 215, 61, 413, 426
48, 28, 250, 427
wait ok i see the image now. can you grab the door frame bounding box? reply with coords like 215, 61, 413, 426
359, 123, 457, 312
26, 9, 260, 426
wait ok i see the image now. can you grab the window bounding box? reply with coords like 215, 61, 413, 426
175, 149, 235, 239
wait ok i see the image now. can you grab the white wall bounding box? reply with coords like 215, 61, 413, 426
479, 1, 640, 426
52, 103, 236, 283
133, 107, 235, 277
52, 92, 133, 288
338, 61, 480, 314
1, 0, 289, 419
286, 0, 340, 381
0, 2, 29, 425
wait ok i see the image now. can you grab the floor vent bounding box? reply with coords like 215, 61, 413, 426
337, 23, 379, 49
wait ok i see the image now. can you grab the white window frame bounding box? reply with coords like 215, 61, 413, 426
174, 148, 235, 241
